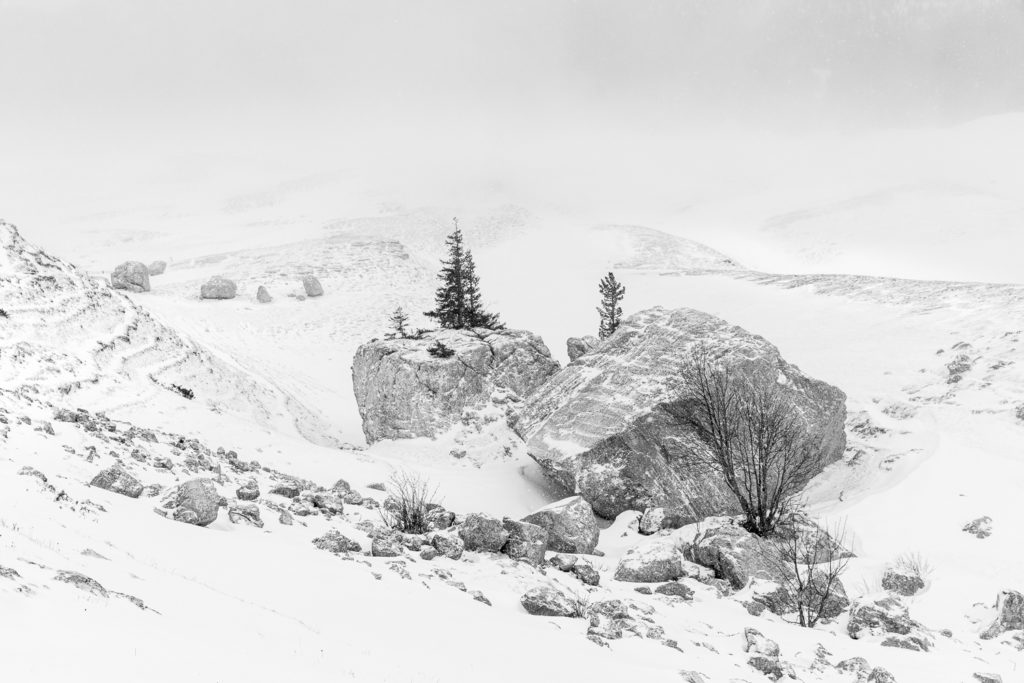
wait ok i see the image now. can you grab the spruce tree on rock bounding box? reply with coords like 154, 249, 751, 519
425, 218, 501, 330
389, 306, 410, 338
597, 272, 626, 339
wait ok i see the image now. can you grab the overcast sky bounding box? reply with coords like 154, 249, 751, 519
1, 0, 1023, 223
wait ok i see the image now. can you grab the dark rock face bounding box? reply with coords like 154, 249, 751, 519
882, 567, 925, 596
111, 261, 150, 293
169, 478, 220, 526
521, 496, 600, 554
200, 276, 237, 300
90, 466, 143, 498
515, 307, 847, 519
501, 518, 548, 564
520, 586, 576, 617
458, 513, 509, 553
302, 276, 323, 297
980, 589, 1024, 640
352, 328, 560, 443
687, 524, 784, 589
566, 335, 599, 362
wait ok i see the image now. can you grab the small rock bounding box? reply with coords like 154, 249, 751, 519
973, 674, 1003, 683
572, 562, 601, 586
371, 531, 404, 557
302, 275, 324, 297
90, 466, 143, 498
501, 518, 548, 564
470, 590, 492, 606
269, 482, 302, 498
963, 516, 993, 539
54, 570, 108, 597
459, 512, 509, 553
236, 480, 260, 501
614, 540, 683, 583
748, 655, 787, 681
550, 554, 578, 572
654, 581, 693, 599
200, 276, 237, 300
521, 495, 600, 554
420, 547, 438, 560
744, 627, 780, 658
882, 566, 925, 596
868, 667, 898, 683
227, 502, 263, 528
111, 261, 151, 293
147, 260, 167, 276
312, 529, 362, 553
256, 285, 272, 303
520, 586, 576, 617
278, 510, 294, 525
430, 531, 465, 560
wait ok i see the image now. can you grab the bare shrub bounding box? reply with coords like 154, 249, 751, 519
380, 470, 439, 534
569, 589, 594, 619
771, 518, 851, 628
894, 551, 933, 582
677, 345, 827, 536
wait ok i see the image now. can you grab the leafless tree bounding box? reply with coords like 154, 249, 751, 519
678, 345, 826, 535
771, 519, 851, 628
380, 469, 438, 534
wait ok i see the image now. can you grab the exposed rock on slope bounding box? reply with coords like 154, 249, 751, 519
352, 328, 559, 443
514, 307, 847, 519
566, 336, 599, 362
0, 221, 339, 446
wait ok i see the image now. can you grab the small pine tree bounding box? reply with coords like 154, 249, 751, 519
389, 306, 410, 338
597, 272, 626, 339
425, 218, 501, 330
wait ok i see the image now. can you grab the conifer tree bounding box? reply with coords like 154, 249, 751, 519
425, 218, 501, 330
597, 271, 626, 339
389, 306, 410, 338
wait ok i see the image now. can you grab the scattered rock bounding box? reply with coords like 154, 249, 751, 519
549, 553, 578, 572
18, 466, 47, 482
147, 260, 167, 276
371, 531, 404, 557
54, 570, 108, 597
848, 596, 932, 651
200, 276, 237, 300
256, 285, 272, 303
430, 531, 465, 560
470, 590, 492, 606
269, 482, 302, 498
614, 540, 684, 583
459, 513, 509, 553
515, 307, 847, 519
501, 518, 548, 564
352, 328, 560, 443
963, 516, 993, 539
168, 478, 220, 526
639, 506, 694, 535
748, 655, 787, 681
868, 667, 897, 683
520, 586, 576, 617
302, 275, 323, 297
980, 589, 1024, 640
419, 546, 438, 560
111, 261, 151, 293
521, 496, 600, 554
973, 673, 1003, 683
572, 562, 601, 586
278, 510, 294, 525
236, 480, 260, 501
227, 502, 263, 528
90, 466, 143, 498
312, 529, 362, 553
744, 627, 780, 658
654, 581, 693, 599
882, 566, 925, 597
835, 658, 871, 677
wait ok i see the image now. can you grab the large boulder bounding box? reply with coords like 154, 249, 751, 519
302, 276, 323, 297
566, 335, 599, 362
90, 465, 143, 498
521, 496, 600, 554
168, 478, 221, 526
111, 261, 150, 293
200, 276, 237, 300
514, 307, 847, 519
352, 328, 560, 443
687, 523, 785, 589
458, 513, 509, 553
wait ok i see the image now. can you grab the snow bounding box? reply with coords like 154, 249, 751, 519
2, 114, 1024, 682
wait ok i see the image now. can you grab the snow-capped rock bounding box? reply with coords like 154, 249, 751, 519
614, 540, 684, 583
520, 495, 599, 554
514, 307, 847, 519
351, 327, 559, 443
111, 261, 151, 293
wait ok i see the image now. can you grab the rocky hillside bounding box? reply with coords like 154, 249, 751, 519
515, 307, 847, 519
0, 221, 340, 446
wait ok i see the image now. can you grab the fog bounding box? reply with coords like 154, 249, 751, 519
2, 0, 1023, 278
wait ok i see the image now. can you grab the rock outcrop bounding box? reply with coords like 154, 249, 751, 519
521, 496, 600, 554
352, 328, 560, 443
566, 335, 599, 362
515, 307, 847, 519
111, 261, 150, 293
200, 276, 237, 300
